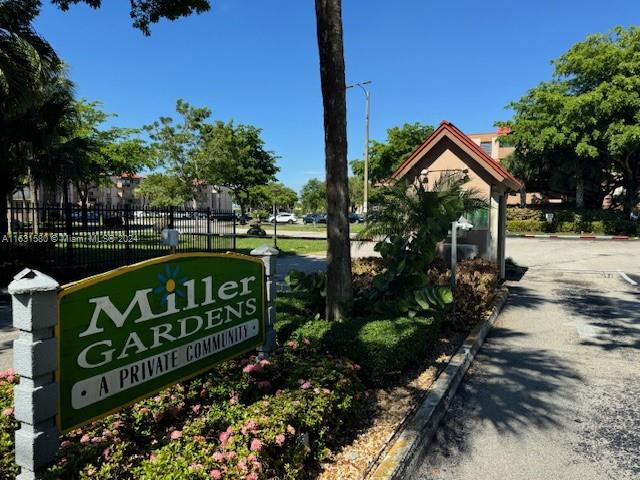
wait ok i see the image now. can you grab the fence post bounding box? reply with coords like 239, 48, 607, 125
64, 202, 73, 265
8, 269, 60, 480
232, 212, 237, 251
250, 245, 279, 357
168, 206, 175, 229
206, 208, 212, 252
124, 205, 131, 264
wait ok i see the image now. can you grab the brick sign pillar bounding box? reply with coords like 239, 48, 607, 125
8, 269, 60, 480
251, 245, 279, 356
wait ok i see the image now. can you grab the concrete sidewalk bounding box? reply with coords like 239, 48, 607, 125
415, 268, 640, 479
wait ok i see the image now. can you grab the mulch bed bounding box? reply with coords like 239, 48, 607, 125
317, 318, 489, 480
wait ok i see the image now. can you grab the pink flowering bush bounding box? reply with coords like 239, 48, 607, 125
0, 342, 363, 479
0, 370, 19, 479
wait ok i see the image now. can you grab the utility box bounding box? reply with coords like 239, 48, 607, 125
161, 229, 179, 247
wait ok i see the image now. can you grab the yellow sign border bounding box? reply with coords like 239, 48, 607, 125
55, 252, 266, 433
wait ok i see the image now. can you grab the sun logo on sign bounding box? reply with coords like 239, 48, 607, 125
154, 264, 188, 305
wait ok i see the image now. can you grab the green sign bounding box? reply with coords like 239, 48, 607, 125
56, 253, 265, 432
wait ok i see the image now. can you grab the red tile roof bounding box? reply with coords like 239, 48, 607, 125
391, 120, 523, 191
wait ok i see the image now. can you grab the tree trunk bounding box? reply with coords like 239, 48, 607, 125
519, 186, 526, 208
315, 0, 353, 321
575, 172, 585, 208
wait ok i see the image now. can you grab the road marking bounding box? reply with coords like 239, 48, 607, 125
618, 271, 638, 286
563, 320, 605, 340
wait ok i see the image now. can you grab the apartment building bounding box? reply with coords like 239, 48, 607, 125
12, 175, 233, 211
467, 127, 556, 205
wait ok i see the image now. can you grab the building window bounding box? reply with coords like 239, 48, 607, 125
480, 141, 492, 155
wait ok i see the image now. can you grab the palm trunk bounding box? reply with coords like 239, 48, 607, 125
519, 186, 526, 208
315, 0, 353, 321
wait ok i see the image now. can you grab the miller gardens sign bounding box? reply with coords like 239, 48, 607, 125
56, 253, 265, 432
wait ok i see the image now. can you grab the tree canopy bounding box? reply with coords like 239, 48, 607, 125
144, 99, 211, 204
501, 26, 640, 212
69, 100, 151, 207
351, 122, 434, 183
300, 178, 326, 213
250, 182, 298, 212
201, 120, 279, 214
135, 173, 192, 207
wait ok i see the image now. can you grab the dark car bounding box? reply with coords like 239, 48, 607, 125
209, 211, 236, 221
303, 213, 321, 224
348, 212, 364, 223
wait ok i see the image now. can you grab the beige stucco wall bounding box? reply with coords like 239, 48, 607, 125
402, 138, 497, 258
404, 139, 492, 199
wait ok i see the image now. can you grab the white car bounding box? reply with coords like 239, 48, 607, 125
268, 212, 298, 224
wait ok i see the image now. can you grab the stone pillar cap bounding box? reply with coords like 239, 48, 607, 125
8, 269, 59, 295
250, 245, 280, 256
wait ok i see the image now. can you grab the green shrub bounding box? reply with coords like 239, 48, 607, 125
506, 207, 542, 221
506, 220, 546, 232
289, 315, 440, 386
507, 207, 638, 235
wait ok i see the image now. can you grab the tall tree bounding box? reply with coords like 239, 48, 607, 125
144, 99, 211, 204
351, 122, 434, 182
70, 100, 151, 210
348, 176, 363, 212
202, 121, 279, 215
55, 0, 355, 320
315, 0, 351, 320
300, 178, 326, 213
502, 27, 640, 213
250, 182, 297, 212
0, 0, 60, 113
0, 0, 62, 234
135, 173, 192, 207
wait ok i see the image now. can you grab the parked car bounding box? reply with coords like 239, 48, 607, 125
70, 210, 100, 222
209, 211, 236, 221
103, 213, 124, 227
268, 212, 298, 224
303, 213, 324, 224
348, 212, 364, 223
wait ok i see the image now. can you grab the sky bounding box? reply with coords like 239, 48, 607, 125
35, 0, 640, 192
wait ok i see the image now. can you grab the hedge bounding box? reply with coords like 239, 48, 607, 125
506, 219, 638, 235
289, 315, 440, 387
506, 207, 638, 235
506, 220, 546, 233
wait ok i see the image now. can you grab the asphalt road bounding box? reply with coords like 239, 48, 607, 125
415, 239, 640, 480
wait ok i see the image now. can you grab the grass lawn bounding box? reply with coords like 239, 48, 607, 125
235, 236, 327, 255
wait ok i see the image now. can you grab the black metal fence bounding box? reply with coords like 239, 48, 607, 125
1, 204, 237, 283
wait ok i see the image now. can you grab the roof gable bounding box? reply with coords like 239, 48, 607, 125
391, 121, 522, 191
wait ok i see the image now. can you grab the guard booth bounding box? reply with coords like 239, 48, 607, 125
391, 121, 523, 279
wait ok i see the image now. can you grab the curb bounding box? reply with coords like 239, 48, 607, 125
508, 234, 638, 240
366, 288, 509, 480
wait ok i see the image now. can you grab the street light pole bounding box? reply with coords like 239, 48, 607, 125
347, 80, 372, 219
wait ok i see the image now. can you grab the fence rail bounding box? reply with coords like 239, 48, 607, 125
2, 203, 237, 282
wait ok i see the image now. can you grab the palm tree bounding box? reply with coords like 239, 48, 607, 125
359, 171, 488, 260
0, 69, 81, 234
0, 0, 60, 113
0, 0, 62, 234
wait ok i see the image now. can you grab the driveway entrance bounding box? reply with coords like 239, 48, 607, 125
415, 238, 640, 480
